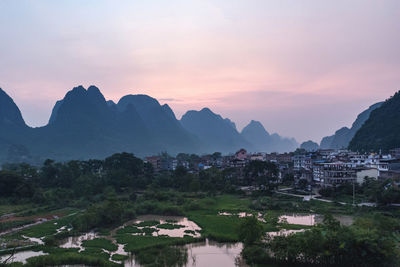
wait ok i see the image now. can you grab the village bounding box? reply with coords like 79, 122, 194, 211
145, 148, 400, 189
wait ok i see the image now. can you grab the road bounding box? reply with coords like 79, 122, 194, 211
275, 189, 377, 207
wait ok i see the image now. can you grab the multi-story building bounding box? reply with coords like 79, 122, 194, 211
313, 161, 356, 186
293, 155, 312, 171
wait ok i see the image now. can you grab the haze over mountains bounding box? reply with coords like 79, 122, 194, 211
349, 91, 400, 152
0, 86, 298, 164
319, 102, 384, 150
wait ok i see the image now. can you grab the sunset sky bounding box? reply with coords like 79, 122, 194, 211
1, 0, 399, 143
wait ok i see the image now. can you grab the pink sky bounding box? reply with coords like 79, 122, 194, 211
1, 0, 399, 143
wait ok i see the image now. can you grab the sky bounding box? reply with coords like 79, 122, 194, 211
0, 0, 399, 143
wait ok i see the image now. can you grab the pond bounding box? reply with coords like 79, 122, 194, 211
59, 232, 98, 251
278, 214, 354, 226
0, 250, 48, 264
119, 215, 202, 238
123, 239, 246, 267
22, 235, 45, 245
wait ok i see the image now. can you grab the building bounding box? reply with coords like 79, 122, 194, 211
145, 156, 161, 171
378, 159, 400, 180
293, 155, 312, 171
356, 168, 379, 184
235, 149, 247, 161
250, 153, 264, 161
314, 162, 356, 187
390, 148, 400, 159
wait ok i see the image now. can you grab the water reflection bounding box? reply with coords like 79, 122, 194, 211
59, 232, 98, 251
0, 250, 47, 264
184, 239, 246, 267
123, 239, 245, 267
121, 215, 202, 238
22, 235, 45, 245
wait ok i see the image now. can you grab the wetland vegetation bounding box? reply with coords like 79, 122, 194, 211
1, 153, 399, 266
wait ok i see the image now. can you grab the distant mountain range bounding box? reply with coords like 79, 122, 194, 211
0, 86, 298, 164
240, 120, 298, 153
349, 91, 400, 152
300, 140, 319, 152
319, 102, 384, 150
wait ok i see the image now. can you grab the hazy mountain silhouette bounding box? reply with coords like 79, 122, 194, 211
117, 94, 201, 154
300, 140, 319, 152
349, 91, 400, 152
0, 86, 299, 164
320, 102, 383, 149
241, 120, 298, 153
0, 88, 31, 163
0, 88, 27, 129
181, 108, 252, 153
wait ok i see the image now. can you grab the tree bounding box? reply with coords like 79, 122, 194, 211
244, 161, 278, 190
238, 216, 264, 245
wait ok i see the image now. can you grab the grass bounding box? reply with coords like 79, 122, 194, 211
116, 226, 142, 235
0, 220, 35, 232
135, 220, 160, 227
187, 212, 243, 242
82, 238, 118, 252
197, 195, 252, 212
111, 254, 129, 261
17, 212, 77, 238
115, 235, 201, 252
0, 204, 34, 217
157, 223, 185, 230
24, 252, 120, 267
1, 192, 380, 265
80, 247, 111, 261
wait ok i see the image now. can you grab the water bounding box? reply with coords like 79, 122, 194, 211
278, 214, 354, 226
122, 215, 202, 238
279, 214, 322, 226
184, 240, 246, 267
22, 235, 45, 245
0, 250, 47, 264
59, 232, 98, 252
123, 239, 245, 267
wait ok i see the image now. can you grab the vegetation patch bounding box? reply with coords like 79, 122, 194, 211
135, 220, 160, 227
157, 223, 185, 230
116, 235, 199, 252
188, 212, 243, 242
111, 254, 129, 261
82, 238, 118, 252
24, 252, 119, 267
116, 226, 142, 235
135, 246, 188, 267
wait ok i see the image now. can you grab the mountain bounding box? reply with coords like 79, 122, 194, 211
0, 86, 202, 162
117, 95, 201, 154
320, 102, 383, 149
180, 108, 251, 154
300, 140, 319, 152
0, 86, 298, 163
30, 85, 124, 160
0, 88, 32, 163
241, 120, 298, 153
349, 91, 400, 152
0, 88, 27, 129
